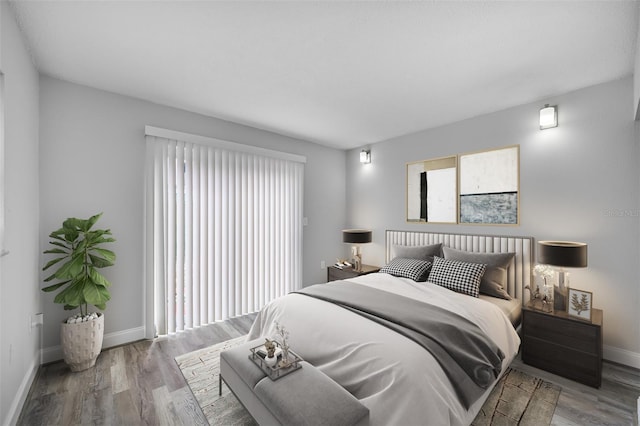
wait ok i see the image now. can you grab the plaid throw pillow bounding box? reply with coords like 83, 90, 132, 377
428, 256, 486, 297
380, 257, 432, 282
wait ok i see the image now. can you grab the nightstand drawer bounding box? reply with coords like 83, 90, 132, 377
521, 307, 603, 388
523, 310, 598, 354
327, 265, 381, 282
328, 267, 360, 281
522, 337, 601, 387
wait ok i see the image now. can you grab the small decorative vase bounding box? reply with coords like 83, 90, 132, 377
281, 346, 291, 366
264, 355, 278, 368
542, 284, 554, 313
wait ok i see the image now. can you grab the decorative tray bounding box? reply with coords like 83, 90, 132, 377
249, 341, 303, 381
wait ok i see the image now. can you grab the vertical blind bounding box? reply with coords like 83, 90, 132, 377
0, 74, 5, 259
145, 130, 304, 335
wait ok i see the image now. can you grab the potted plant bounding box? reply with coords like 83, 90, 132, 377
42, 213, 116, 371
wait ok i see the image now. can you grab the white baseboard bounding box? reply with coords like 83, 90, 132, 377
41, 325, 146, 364
604, 345, 640, 369
4, 353, 39, 426
40, 327, 640, 368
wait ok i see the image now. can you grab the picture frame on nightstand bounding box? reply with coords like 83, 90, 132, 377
567, 288, 593, 321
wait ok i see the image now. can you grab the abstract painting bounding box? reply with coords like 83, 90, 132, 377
459, 146, 519, 225
407, 156, 457, 223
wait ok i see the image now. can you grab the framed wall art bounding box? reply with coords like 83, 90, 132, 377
567, 288, 592, 321
406, 156, 457, 224
458, 145, 519, 225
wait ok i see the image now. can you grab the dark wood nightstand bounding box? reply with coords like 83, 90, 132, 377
521, 305, 603, 388
327, 264, 380, 282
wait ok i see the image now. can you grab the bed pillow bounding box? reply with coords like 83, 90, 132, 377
428, 256, 486, 297
379, 257, 432, 282
442, 247, 515, 300
392, 243, 442, 263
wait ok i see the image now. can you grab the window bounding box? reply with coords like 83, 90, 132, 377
144, 127, 304, 335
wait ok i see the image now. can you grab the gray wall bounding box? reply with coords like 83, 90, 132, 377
0, 3, 41, 424
346, 77, 640, 367
634, 6, 640, 120
39, 76, 346, 350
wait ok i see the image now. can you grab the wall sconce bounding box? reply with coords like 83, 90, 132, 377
539, 104, 558, 130
359, 149, 371, 164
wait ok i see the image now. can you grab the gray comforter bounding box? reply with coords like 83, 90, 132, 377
295, 281, 504, 409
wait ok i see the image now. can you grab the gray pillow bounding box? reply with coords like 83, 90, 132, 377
442, 247, 515, 300
392, 243, 442, 263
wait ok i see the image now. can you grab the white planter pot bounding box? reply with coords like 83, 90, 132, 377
264, 355, 278, 368
60, 313, 104, 372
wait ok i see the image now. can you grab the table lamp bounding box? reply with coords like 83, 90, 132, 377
538, 241, 588, 311
342, 229, 372, 272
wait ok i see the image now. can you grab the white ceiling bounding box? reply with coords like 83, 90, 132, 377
9, 1, 639, 150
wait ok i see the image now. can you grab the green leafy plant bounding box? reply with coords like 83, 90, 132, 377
42, 213, 116, 316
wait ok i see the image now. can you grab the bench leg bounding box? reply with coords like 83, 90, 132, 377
219, 374, 222, 396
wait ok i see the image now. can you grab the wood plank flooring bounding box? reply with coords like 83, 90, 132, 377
18, 314, 256, 426
18, 313, 640, 425
511, 355, 640, 426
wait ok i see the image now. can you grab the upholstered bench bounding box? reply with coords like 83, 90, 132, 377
219, 339, 369, 426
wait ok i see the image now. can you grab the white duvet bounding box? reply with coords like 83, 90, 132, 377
247, 273, 521, 426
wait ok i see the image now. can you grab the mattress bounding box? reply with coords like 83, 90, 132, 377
478, 294, 522, 327
248, 272, 521, 426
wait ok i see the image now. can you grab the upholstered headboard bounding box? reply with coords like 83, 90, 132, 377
385, 230, 533, 303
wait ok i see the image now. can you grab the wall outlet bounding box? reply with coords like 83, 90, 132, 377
320, 260, 326, 269
30, 313, 44, 333
31, 313, 43, 328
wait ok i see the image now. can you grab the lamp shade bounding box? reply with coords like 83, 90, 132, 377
538, 241, 587, 268
342, 229, 372, 244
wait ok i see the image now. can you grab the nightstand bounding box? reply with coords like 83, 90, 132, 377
327, 264, 380, 282
521, 306, 603, 388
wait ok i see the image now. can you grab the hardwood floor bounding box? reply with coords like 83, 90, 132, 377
511, 355, 640, 426
18, 314, 256, 426
18, 313, 640, 425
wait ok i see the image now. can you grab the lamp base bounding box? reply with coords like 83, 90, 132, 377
351, 245, 362, 272
553, 271, 570, 311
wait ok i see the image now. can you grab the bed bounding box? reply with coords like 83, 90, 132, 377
247, 230, 533, 426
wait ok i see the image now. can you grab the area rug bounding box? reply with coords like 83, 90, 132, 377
176, 337, 560, 426
175, 336, 257, 426
471, 368, 561, 426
